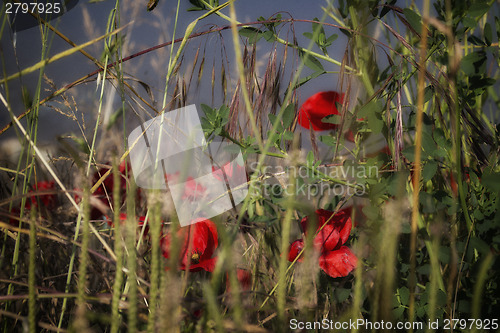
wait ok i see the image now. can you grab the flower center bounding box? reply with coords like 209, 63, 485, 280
191, 252, 200, 264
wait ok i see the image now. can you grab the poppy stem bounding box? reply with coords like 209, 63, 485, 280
408, 0, 430, 327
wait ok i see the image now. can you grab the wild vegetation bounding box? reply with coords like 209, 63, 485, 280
0, 0, 499, 332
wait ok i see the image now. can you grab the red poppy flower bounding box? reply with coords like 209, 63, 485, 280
104, 213, 151, 234
164, 171, 180, 184
77, 161, 131, 220
211, 161, 248, 183
25, 181, 58, 210
318, 245, 358, 278
298, 91, 364, 142
182, 177, 207, 201
288, 208, 357, 278
288, 239, 304, 262
161, 219, 218, 272
164, 172, 208, 201
236, 268, 252, 290
212, 162, 234, 181
225, 268, 252, 293
5, 207, 21, 226
298, 91, 345, 131
94, 160, 129, 193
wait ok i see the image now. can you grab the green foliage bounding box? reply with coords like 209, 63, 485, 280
200, 103, 230, 139
303, 17, 338, 56
1, 0, 499, 331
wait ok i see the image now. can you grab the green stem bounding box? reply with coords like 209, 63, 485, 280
74, 181, 91, 331
125, 181, 138, 332
146, 198, 162, 333
277, 174, 296, 324
408, 0, 430, 327
28, 209, 36, 333
111, 157, 124, 333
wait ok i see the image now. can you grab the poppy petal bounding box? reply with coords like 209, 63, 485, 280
298, 91, 344, 131
324, 209, 352, 245
161, 219, 218, 273
314, 224, 342, 252
236, 268, 252, 290
301, 209, 352, 248
318, 246, 357, 278
178, 225, 209, 265
183, 177, 207, 200
288, 239, 305, 262
194, 219, 218, 260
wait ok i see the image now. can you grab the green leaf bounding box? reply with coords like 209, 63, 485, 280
238, 27, 263, 44
467, 35, 486, 46
422, 161, 437, 182
219, 105, 230, 123
401, 145, 413, 162
481, 172, 500, 191
462, 16, 477, 29
392, 307, 405, 320
423, 85, 434, 103
299, 50, 324, 72
460, 51, 487, 76
439, 246, 451, 264
317, 32, 326, 46
325, 34, 338, 45
379, 1, 393, 19
303, 32, 313, 40
306, 150, 314, 167
339, 28, 351, 38
187, 6, 204, 11
469, 76, 496, 92
496, 17, 500, 41
436, 289, 447, 307
319, 135, 336, 146
467, 2, 490, 19
358, 100, 378, 118
403, 8, 422, 34
484, 22, 492, 46
201, 103, 214, 116
398, 287, 410, 306
422, 131, 436, 154
469, 236, 490, 255
247, 200, 254, 218
268, 113, 277, 127
367, 109, 383, 134
334, 288, 350, 302
322, 114, 341, 125
222, 144, 242, 154
292, 70, 325, 91
433, 147, 447, 158
402, 146, 428, 162
200, 117, 212, 133
362, 205, 379, 220
282, 104, 296, 129
433, 128, 451, 150
262, 30, 276, 42
283, 131, 294, 141
312, 17, 325, 42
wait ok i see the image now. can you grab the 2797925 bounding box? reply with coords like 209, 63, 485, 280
442, 318, 498, 330
5, 1, 61, 14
